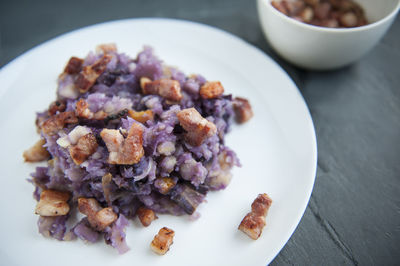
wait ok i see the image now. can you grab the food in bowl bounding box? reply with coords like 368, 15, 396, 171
25, 44, 253, 253
258, 0, 400, 69
271, 0, 368, 28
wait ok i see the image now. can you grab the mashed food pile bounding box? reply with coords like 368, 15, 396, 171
24, 44, 253, 253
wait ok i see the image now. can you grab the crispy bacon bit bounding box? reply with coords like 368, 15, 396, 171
76, 54, 111, 93
100, 123, 144, 165
150, 227, 175, 255
35, 190, 70, 216
137, 207, 158, 227
69, 133, 98, 165
78, 198, 118, 231
238, 193, 272, 240
140, 77, 182, 102
155, 177, 177, 194
128, 109, 154, 124
238, 213, 266, 240
78, 198, 101, 214
75, 99, 108, 120
96, 43, 117, 54
56, 125, 91, 148
233, 97, 253, 124
64, 57, 84, 74
95, 208, 118, 229
199, 81, 225, 99
251, 193, 273, 217
48, 100, 66, 116
23, 139, 50, 162
41, 111, 78, 135
177, 107, 217, 146
76, 99, 92, 119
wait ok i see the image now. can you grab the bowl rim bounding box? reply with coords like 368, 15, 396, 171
261, 0, 400, 33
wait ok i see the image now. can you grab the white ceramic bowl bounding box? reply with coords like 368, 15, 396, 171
257, 0, 400, 70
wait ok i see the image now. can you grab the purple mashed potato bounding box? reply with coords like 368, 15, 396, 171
28, 44, 246, 253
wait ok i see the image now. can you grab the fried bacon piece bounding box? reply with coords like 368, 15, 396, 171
177, 107, 217, 146
69, 133, 98, 165
128, 109, 154, 124
137, 207, 158, 227
64, 57, 84, 74
238, 214, 266, 240
75, 54, 111, 93
100, 123, 144, 165
35, 190, 70, 216
238, 193, 272, 240
41, 111, 78, 135
56, 125, 91, 148
75, 99, 107, 120
96, 43, 117, 54
48, 100, 66, 116
140, 77, 182, 102
251, 193, 272, 217
199, 81, 224, 99
233, 97, 253, 124
150, 227, 175, 255
75, 99, 92, 119
23, 139, 50, 162
78, 198, 118, 231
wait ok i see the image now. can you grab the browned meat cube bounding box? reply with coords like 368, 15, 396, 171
238, 213, 266, 240
140, 77, 182, 102
23, 139, 50, 162
233, 97, 253, 124
199, 81, 224, 99
251, 193, 273, 217
238, 193, 272, 240
41, 111, 78, 135
150, 227, 175, 255
69, 133, 98, 165
177, 107, 217, 146
137, 207, 158, 227
78, 198, 118, 231
35, 190, 70, 216
64, 57, 83, 74
100, 123, 144, 165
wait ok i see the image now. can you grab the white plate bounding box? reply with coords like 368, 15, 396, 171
0, 18, 317, 266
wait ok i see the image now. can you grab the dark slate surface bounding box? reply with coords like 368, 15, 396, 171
1, 0, 399, 265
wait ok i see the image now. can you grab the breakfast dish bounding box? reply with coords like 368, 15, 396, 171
0, 18, 317, 266
25, 44, 252, 253
271, 0, 368, 28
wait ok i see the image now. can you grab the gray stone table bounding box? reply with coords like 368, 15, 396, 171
1, 0, 399, 265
